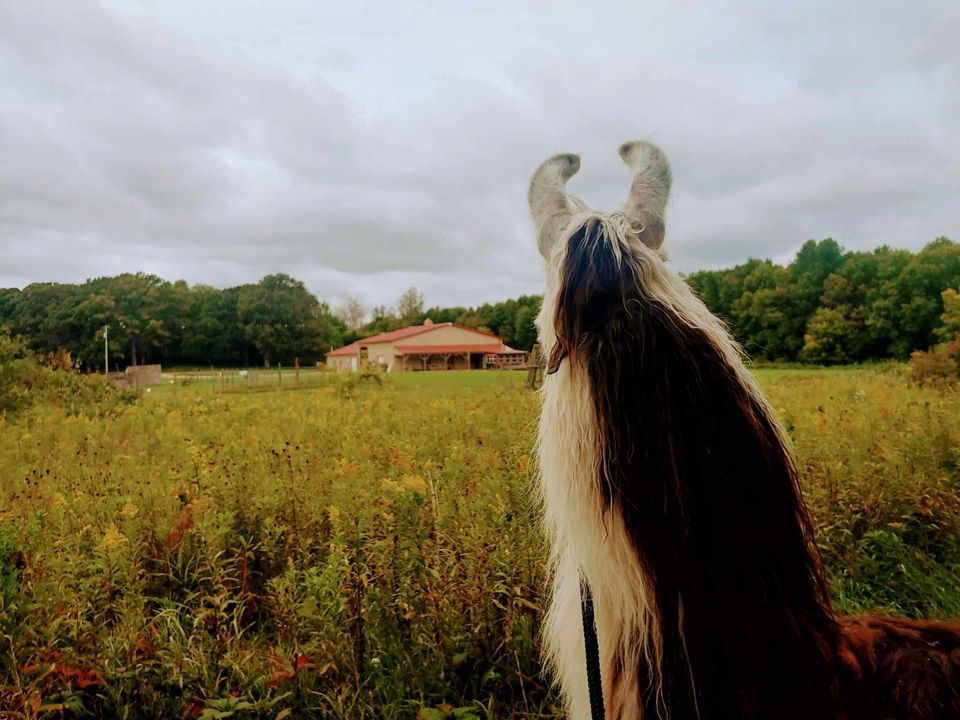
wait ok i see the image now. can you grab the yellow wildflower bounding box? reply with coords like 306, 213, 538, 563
381, 478, 401, 494
400, 474, 427, 495
99, 523, 128, 552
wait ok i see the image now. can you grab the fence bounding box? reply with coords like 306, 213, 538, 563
164, 365, 338, 393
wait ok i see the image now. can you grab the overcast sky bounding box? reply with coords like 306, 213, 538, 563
2, 1, 958, 310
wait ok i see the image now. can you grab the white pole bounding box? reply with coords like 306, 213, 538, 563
103, 325, 109, 374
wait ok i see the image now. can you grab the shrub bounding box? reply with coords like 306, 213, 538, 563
0, 331, 35, 414
0, 330, 136, 417
909, 335, 960, 385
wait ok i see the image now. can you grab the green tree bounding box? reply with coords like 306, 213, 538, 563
423, 306, 466, 325
801, 308, 859, 364
935, 288, 960, 342
366, 305, 401, 335
862, 240, 960, 357
101, 273, 183, 365
0, 288, 19, 322
179, 285, 245, 366
512, 304, 538, 350
237, 274, 341, 366
5, 283, 80, 353
68, 291, 119, 370
729, 261, 795, 358
455, 310, 486, 329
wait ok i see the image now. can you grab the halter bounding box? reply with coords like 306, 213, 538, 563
580, 577, 605, 720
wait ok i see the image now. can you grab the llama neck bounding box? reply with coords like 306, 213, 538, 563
581, 296, 838, 718
548, 221, 839, 717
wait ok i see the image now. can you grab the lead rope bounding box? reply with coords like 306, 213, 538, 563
580, 576, 605, 720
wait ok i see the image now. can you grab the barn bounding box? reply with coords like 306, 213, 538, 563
326, 319, 528, 372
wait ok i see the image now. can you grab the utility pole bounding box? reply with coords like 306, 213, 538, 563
103, 325, 109, 374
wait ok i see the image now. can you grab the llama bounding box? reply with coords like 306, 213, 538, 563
530, 141, 960, 720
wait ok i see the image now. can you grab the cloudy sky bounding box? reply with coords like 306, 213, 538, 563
2, 1, 958, 311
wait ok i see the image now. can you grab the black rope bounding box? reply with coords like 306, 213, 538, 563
580, 576, 605, 720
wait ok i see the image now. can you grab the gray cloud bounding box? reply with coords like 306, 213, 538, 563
1, 0, 958, 309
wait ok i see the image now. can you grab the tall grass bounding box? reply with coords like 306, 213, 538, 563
765, 366, 960, 617
0, 367, 957, 718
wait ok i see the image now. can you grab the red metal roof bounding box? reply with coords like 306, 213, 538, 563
326, 322, 509, 358
397, 343, 526, 355
326, 324, 436, 357
326, 343, 359, 358
361, 324, 440, 344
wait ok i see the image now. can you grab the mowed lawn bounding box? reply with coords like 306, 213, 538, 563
0, 366, 958, 718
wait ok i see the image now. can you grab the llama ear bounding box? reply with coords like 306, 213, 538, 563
620, 140, 671, 249
529, 153, 583, 258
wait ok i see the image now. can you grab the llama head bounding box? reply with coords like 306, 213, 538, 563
530, 140, 674, 374
528, 140, 671, 262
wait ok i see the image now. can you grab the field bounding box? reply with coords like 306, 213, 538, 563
1, 367, 959, 718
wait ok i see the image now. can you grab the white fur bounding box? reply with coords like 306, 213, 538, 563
535, 214, 659, 720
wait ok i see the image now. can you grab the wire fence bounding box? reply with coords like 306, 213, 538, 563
157, 366, 341, 394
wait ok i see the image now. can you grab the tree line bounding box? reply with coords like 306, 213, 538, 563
0, 275, 540, 370
688, 237, 959, 363
1, 236, 957, 369
0, 274, 344, 370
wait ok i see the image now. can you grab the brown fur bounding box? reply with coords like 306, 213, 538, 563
837, 616, 960, 718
